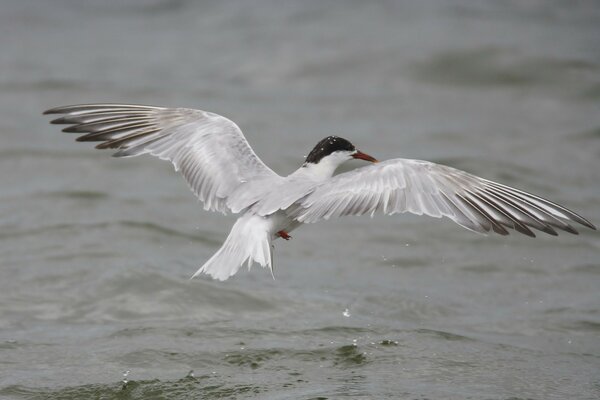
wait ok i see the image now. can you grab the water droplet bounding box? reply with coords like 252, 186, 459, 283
122, 370, 130, 387
342, 308, 351, 318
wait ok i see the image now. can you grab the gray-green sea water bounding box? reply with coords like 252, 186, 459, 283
1, 1, 599, 399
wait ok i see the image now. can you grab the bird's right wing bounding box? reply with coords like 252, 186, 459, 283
44, 104, 280, 213
288, 159, 595, 236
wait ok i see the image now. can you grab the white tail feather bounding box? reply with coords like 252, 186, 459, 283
192, 215, 274, 281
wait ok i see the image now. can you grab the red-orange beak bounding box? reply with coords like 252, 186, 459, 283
352, 150, 378, 163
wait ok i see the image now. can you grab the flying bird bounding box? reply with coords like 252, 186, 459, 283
44, 104, 596, 280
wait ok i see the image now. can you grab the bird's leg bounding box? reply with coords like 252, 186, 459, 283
277, 230, 292, 240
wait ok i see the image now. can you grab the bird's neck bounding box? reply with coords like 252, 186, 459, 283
294, 159, 341, 181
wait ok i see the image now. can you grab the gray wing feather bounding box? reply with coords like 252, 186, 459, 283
287, 159, 595, 236
44, 104, 280, 213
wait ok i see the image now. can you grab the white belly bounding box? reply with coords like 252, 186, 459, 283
266, 210, 302, 240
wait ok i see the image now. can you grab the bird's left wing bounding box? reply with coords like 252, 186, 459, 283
287, 159, 595, 236
44, 104, 280, 213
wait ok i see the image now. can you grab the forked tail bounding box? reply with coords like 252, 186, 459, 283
192, 214, 274, 281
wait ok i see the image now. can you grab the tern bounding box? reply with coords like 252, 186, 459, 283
44, 104, 596, 280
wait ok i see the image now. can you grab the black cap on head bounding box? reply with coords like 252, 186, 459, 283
305, 136, 355, 164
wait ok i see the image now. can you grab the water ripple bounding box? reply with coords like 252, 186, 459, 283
0, 377, 261, 400
410, 47, 599, 96
0, 220, 219, 245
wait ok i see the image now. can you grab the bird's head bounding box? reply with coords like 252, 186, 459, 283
303, 136, 378, 175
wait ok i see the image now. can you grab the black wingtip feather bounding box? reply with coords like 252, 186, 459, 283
50, 117, 68, 124
62, 125, 84, 133
484, 180, 596, 231
95, 142, 114, 150
541, 226, 559, 236
514, 223, 536, 237
562, 225, 579, 235
491, 224, 510, 236
43, 106, 74, 115
76, 134, 102, 142
581, 220, 596, 231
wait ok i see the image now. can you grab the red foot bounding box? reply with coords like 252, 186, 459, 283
277, 230, 292, 240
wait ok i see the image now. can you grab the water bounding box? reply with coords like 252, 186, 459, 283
1, 1, 599, 399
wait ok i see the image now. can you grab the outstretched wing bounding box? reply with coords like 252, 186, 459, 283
288, 159, 595, 236
44, 104, 280, 213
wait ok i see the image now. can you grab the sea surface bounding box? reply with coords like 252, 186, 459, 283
1, 1, 599, 399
